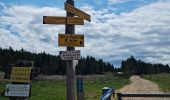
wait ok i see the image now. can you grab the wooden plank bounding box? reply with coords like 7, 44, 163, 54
65, 3, 91, 22
43, 16, 84, 25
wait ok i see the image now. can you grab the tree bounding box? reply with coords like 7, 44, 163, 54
121, 56, 170, 75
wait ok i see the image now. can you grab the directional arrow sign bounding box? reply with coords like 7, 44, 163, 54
60, 50, 81, 60
43, 16, 66, 24
43, 16, 84, 25
65, 3, 91, 22
67, 17, 84, 25
58, 34, 84, 47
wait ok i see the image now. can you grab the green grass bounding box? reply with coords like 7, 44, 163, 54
84, 75, 130, 100
0, 75, 130, 100
0, 83, 8, 100
141, 73, 170, 92
30, 81, 66, 100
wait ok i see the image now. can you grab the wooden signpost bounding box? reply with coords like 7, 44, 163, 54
43, 0, 91, 100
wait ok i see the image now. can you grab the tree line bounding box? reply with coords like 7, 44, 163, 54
0, 47, 170, 75
121, 56, 170, 75
0, 47, 114, 75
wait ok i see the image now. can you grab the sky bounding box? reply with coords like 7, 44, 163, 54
0, 0, 170, 67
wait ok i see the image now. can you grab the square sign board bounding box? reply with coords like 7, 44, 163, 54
5, 84, 31, 97
10, 67, 32, 83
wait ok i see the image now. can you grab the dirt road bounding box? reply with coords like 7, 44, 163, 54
118, 75, 169, 100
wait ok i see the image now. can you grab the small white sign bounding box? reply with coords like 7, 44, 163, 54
60, 50, 81, 60
5, 84, 31, 97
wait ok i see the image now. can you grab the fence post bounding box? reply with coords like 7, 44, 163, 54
77, 76, 84, 100
117, 93, 122, 100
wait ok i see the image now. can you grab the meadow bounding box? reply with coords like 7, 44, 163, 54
0, 75, 130, 100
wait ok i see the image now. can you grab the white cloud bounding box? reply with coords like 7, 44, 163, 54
85, 1, 170, 66
1, 1, 170, 66
108, 0, 130, 4
0, 3, 66, 55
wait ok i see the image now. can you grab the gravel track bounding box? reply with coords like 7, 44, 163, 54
118, 75, 169, 100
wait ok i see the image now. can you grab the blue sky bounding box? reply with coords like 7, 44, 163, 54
1, 0, 160, 14
1, 0, 170, 67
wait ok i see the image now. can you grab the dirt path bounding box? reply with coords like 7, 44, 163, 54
117, 75, 169, 100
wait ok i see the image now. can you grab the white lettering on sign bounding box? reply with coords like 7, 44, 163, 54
60, 50, 81, 60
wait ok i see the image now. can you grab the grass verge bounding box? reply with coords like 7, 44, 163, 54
0, 75, 130, 100
141, 73, 170, 92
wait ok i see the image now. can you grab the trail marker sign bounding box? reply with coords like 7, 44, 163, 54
65, 3, 91, 22
43, 16, 84, 25
60, 50, 80, 60
5, 84, 31, 97
58, 34, 84, 47
10, 67, 32, 83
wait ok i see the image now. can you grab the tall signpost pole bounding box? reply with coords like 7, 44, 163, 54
43, 0, 90, 99
65, 0, 75, 100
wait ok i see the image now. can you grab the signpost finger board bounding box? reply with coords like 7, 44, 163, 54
60, 50, 80, 60
65, 3, 91, 22
43, 16, 84, 25
58, 34, 84, 47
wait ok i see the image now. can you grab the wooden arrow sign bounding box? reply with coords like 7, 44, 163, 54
65, 3, 91, 22
43, 16, 84, 25
58, 34, 84, 47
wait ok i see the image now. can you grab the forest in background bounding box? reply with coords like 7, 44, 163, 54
0, 47, 170, 75
121, 56, 170, 75
0, 47, 114, 75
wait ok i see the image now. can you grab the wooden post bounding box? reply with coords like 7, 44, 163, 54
65, 0, 76, 100
117, 93, 122, 100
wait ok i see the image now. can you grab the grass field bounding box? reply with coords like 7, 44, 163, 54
0, 75, 130, 100
141, 73, 170, 92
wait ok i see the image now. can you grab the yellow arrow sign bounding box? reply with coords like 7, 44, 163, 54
58, 34, 84, 47
65, 3, 91, 22
43, 16, 84, 25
